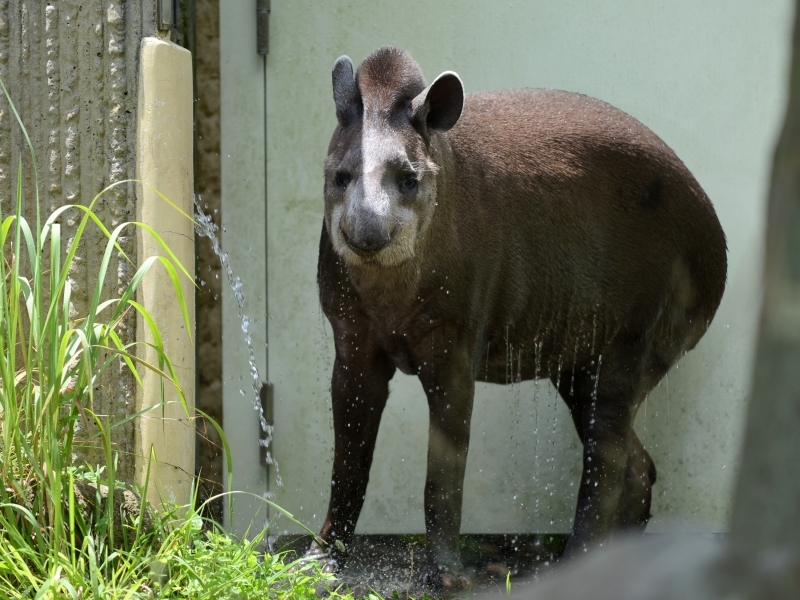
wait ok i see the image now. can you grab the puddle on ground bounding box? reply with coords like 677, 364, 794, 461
275, 534, 567, 598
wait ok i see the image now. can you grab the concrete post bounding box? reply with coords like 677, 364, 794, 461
135, 37, 196, 507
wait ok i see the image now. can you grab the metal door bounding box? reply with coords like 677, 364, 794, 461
220, 0, 793, 538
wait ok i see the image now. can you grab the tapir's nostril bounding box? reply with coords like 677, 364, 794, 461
341, 222, 391, 253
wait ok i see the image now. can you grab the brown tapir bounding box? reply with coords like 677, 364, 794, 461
307, 46, 727, 588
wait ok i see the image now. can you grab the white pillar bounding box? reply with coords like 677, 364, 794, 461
135, 37, 196, 507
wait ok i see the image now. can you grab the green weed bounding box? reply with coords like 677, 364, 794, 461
0, 79, 365, 599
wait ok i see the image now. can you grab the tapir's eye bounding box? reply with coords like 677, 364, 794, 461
334, 172, 351, 188
399, 174, 418, 194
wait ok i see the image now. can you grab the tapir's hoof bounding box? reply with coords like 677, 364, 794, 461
418, 560, 473, 591
290, 540, 340, 575
440, 571, 473, 590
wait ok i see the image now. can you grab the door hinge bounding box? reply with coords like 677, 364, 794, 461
157, 0, 175, 32
259, 381, 274, 466
257, 0, 271, 55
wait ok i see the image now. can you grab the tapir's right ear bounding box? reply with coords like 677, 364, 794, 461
332, 56, 361, 127
411, 71, 464, 135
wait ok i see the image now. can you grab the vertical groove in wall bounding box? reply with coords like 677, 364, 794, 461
103, 3, 134, 467
59, 3, 79, 209
194, 0, 223, 522
19, 2, 32, 207
0, 0, 158, 483
46, 3, 61, 213
28, 2, 41, 213
0, 0, 10, 215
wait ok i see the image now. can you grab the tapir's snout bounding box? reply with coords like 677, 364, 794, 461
340, 209, 392, 254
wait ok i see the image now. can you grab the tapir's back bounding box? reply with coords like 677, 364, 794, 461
445, 88, 727, 339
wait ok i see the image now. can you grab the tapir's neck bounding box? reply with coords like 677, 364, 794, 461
346, 257, 423, 311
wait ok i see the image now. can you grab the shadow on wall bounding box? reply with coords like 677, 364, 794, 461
518, 2, 800, 598
193, 0, 225, 524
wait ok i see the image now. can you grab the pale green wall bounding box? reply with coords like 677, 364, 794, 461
222, 0, 794, 536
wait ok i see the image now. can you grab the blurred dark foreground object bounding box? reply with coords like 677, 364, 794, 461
515, 1, 800, 597
514, 535, 800, 600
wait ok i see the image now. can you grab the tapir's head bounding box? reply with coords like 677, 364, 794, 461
324, 47, 464, 266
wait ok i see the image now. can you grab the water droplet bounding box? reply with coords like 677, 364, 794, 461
194, 197, 281, 486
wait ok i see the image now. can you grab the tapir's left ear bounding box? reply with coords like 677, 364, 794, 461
411, 71, 464, 135
333, 55, 362, 127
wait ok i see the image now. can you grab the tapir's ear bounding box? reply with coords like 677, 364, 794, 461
332, 55, 361, 127
411, 71, 464, 135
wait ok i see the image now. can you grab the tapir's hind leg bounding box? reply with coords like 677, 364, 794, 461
610, 328, 699, 531
557, 380, 656, 534
615, 431, 657, 530
553, 336, 661, 558
417, 360, 476, 590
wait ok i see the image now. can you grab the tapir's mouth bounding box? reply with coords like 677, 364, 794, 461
346, 245, 384, 261
344, 238, 393, 260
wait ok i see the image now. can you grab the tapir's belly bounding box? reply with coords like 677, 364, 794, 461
386, 329, 573, 384
380, 305, 597, 384
475, 326, 581, 385
477, 340, 555, 384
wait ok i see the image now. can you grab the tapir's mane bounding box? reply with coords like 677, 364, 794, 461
356, 47, 427, 111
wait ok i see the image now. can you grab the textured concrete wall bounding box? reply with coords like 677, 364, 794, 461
0, 1, 158, 482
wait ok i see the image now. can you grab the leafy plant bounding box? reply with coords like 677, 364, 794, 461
0, 78, 369, 599
146, 517, 340, 600
0, 74, 194, 595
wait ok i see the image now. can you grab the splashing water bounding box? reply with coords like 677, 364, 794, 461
194, 198, 282, 489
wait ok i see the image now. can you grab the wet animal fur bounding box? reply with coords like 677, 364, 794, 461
315, 47, 727, 587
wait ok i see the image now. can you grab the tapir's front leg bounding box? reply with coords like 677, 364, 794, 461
417, 358, 475, 589
314, 339, 396, 569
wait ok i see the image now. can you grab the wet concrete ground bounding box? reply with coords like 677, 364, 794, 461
274, 534, 568, 598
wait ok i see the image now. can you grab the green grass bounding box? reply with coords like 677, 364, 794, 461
0, 79, 365, 599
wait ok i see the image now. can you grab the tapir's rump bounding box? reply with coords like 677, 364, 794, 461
309, 46, 726, 589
